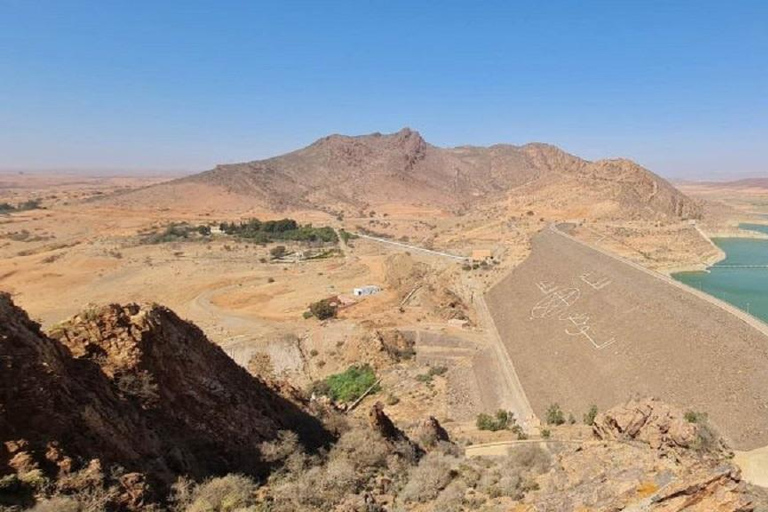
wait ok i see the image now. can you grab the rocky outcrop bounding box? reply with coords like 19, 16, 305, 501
412, 416, 452, 450
592, 398, 728, 455
650, 465, 752, 512
368, 402, 424, 458
0, 294, 331, 508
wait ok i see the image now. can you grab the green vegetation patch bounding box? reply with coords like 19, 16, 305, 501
339, 229, 358, 243
220, 218, 338, 244
314, 364, 380, 403
684, 410, 708, 423
0, 199, 42, 214
476, 410, 514, 432
545, 403, 566, 426
139, 223, 212, 244
307, 298, 338, 320
583, 405, 598, 426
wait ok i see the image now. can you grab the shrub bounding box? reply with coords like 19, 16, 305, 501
321, 364, 379, 403
115, 371, 159, 404
505, 444, 552, 476
331, 426, 392, 472
185, 474, 259, 512
545, 403, 565, 425
416, 365, 448, 384
139, 222, 210, 244
682, 411, 720, 453
339, 229, 357, 243
0, 199, 41, 214
583, 405, 598, 426
432, 480, 467, 512
476, 410, 515, 432
541, 428, 551, 439
308, 299, 337, 320
693, 419, 720, 453
416, 373, 432, 383
270, 245, 287, 259
0, 473, 36, 509
28, 497, 80, 512
429, 365, 448, 377
684, 410, 707, 423
399, 452, 459, 503
260, 430, 301, 464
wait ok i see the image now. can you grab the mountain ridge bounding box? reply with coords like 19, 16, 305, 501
117, 128, 701, 220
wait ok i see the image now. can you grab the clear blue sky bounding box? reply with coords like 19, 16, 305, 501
1, 1, 766, 179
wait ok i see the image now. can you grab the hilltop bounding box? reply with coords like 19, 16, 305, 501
117, 128, 700, 221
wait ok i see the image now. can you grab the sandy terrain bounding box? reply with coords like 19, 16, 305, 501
0, 173, 539, 435
3, 171, 765, 455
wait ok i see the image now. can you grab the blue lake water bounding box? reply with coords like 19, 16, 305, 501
673, 224, 768, 323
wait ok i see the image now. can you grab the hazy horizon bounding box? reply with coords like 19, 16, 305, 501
2, 1, 766, 180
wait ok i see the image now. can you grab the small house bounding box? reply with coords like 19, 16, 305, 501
353, 285, 381, 297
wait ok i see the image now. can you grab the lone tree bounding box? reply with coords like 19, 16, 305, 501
270, 245, 287, 259
583, 405, 598, 426
309, 299, 337, 320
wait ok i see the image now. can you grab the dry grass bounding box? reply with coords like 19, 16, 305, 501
182, 474, 259, 512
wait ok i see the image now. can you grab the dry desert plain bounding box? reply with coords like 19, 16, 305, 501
4, 171, 768, 455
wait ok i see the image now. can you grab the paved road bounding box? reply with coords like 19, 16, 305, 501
351, 232, 468, 261
485, 224, 768, 450
464, 438, 636, 457
735, 446, 768, 488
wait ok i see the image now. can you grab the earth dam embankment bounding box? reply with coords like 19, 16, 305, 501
486, 226, 768, 450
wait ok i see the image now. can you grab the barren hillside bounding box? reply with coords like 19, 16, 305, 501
118, 128, 700, 220
0, 294, 331, 507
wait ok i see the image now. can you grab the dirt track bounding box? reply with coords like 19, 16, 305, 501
486, 226, 768, 450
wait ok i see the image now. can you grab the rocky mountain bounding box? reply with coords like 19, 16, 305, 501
136, 128, 700, 220
0, 294, 331, 508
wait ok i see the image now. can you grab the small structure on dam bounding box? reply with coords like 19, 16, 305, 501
485, 225, 768, 450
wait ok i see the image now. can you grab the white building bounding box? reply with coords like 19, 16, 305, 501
353, 285, 381, 297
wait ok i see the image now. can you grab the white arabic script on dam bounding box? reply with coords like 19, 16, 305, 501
530, 276, 617, 350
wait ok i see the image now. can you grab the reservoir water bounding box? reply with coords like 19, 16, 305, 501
673, 224, 768, 323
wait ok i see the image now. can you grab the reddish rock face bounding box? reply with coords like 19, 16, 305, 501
592, 398, 728, 455
0, 293, 331, 505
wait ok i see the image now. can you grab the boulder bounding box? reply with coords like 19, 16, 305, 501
592, 398, 727, 455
